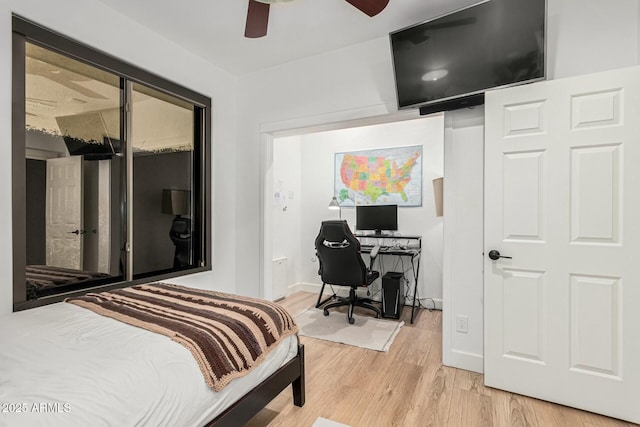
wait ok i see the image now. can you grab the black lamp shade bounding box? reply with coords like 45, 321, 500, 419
162, 189, 191, 216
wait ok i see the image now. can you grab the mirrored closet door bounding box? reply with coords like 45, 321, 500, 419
131, 83, 196, 277
25, 42, 124, 300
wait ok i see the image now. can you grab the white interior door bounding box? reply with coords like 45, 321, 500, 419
484, 66, 640, 423
46, 156, 83, 270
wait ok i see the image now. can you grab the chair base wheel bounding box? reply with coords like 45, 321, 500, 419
348, 317, 355, 324
323, 309, 329, 316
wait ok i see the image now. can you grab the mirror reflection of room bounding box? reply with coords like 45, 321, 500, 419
25, 43, 122, 300
24, 43, 196, 300
131, 83, 195, 277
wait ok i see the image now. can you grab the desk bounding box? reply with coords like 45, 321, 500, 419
357, 234, 422, 324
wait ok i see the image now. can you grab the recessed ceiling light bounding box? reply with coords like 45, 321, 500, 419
422, 69, 449, 81
50, 69, 61, 74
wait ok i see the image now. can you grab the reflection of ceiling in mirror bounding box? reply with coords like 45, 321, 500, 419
131, 96, 193, 152
26, 43, 120, 134
25, 43, 194, 154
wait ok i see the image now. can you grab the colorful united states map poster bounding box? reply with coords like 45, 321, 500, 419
334, 145, 423, 207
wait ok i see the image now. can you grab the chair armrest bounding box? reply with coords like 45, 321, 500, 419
370, 245, 380, 259
368, 245, 381, 270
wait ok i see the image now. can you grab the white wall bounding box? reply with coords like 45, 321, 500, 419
272, 136, 303, 298
442, 108, 485, 373
0, 0, 238, 315
239, 0, 640, 373
547, 0, 638, 79
279, 117, 444, 304
237, 36, 405, 299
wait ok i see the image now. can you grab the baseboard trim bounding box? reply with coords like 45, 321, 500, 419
288, 282, 325, 295
446, 349, 484, 373
422, 298, 443, 311
288, 282, 352, 298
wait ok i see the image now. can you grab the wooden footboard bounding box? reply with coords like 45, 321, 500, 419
206, 343, 305, 427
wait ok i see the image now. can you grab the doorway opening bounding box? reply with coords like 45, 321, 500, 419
263, 114, 445, 314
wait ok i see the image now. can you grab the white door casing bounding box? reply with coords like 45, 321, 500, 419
97, 160, 112, 273
46, 156, 83, 270
484, 66, 640, 423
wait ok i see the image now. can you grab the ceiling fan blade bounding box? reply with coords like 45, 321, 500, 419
245, 0, 270, 38
344, 0, 389, 17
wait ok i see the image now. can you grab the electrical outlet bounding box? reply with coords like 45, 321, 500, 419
456, 315, 468, 333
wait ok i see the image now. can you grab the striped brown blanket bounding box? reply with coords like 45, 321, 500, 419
66, 283, 298, 391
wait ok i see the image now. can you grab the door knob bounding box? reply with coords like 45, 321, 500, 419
69, 230, 80, 235
488, 250, 512, 260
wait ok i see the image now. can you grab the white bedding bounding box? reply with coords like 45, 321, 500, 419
0, 301, 298, 427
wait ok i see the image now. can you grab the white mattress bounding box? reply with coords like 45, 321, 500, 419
0, 301, 298, 427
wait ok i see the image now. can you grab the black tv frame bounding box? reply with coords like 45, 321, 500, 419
390, 0, 547, 115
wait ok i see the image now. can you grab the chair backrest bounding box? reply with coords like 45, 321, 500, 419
314, 220, 367, 287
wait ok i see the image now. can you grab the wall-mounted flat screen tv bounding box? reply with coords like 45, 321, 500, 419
390, 0, 546, 114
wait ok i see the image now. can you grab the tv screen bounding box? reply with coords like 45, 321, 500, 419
356, 205, 398, 234
390, 0, 546, 112
62, 136, 119, 159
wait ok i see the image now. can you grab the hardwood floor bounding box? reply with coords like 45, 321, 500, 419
246, 292, 636, 427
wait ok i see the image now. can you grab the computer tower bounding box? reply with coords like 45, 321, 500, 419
381, 272, 405, 319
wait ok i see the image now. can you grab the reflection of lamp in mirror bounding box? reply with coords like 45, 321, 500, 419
328, 196, 341, 219
162, 189, 191, 268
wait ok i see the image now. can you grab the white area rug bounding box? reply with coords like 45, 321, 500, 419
312, 417, 351, 427
295, 308, 403, 352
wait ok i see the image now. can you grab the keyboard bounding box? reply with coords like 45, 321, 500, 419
361, 245, 392, 252
361, 244, 417, 253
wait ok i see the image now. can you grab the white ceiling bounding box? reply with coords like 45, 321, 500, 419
96, 0, 482, 75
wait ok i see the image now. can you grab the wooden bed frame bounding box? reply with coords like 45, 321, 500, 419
207, 344, 305, 426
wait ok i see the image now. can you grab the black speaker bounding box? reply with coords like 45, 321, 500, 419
419, 93, 485, 116
382, 272, 404, 319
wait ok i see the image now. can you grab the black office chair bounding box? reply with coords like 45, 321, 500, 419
314, 220, 381, 324
169, 216, 191, 268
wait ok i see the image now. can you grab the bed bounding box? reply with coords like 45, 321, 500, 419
25, 265, 112, 300
0, 283, 305, 426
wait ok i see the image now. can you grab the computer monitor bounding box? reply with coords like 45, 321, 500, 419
356, 205, 398, 235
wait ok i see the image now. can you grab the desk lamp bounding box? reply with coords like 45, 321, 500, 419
328, 196, 341, 219
162, 189, 191, 267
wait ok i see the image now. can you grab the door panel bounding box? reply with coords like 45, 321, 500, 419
46, 156, 83, 270
501, 268, 546, 363
569, 273, 621, 378
570, 144, 622, 244
485, 66, 640, 423
503, 150, 546, 241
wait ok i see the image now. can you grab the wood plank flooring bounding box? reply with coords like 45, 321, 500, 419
245, 292, 636, 427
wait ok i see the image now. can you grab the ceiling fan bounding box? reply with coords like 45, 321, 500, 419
245, 0, 390, 38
